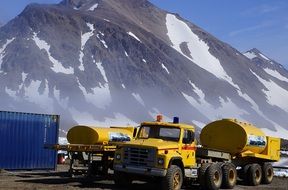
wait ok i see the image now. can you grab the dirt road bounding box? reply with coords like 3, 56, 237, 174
0, 165, 287, 190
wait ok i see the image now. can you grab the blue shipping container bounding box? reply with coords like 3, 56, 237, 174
0, 111, 59, 170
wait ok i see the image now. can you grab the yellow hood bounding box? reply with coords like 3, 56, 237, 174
123, 138, 179, 150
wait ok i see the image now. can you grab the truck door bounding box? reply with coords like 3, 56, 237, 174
181, 130, 196, 166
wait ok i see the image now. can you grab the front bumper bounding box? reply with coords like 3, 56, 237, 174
114, 164, 167, 177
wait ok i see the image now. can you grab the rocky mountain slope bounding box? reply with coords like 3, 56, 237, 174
0, 0, 287, 138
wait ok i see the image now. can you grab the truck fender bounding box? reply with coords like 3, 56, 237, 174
168, 157, 184, 173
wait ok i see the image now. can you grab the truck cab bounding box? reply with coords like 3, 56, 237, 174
113, 116, 198, 189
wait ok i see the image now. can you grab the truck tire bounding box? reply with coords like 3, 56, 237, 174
247, 164, 262, 186
114, 171, 132, 187
261, 163, 273, 184
205, 163, 223, 190
198, 163, 211, 190
162, 165, 183, 190
221, 163, 237, 189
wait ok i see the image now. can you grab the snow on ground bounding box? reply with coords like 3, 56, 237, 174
274, 169, 288, 177
161, 63, 170, 74
0, 38, 15, 72
183, 81, 247, 120
166, 14, 239, 90
124, 51, 129, 57
127, 32, 141, 42
69, 108, 138, 127
250, 69, 288, 112
96, 61, 108, 82
33, 33, 74, 74
79, 23, 95, 71
77, 78, 111, 109
88, 3, 98, 11
264, 68, 288, 83
121, 84, 126, 89
243, 51, 257, 59
132, 93, 145, 106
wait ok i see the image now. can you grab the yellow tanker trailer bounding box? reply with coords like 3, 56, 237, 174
200, 119, 280, 186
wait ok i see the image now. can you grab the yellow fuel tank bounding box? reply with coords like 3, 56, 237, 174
67, 125, 135, 145
200, 119, 267, 155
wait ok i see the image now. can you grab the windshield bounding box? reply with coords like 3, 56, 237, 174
138, 125, 180, 142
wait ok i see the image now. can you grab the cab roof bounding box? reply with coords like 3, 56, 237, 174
141, 121, 195, 130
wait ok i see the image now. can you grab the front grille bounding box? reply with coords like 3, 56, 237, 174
123, 147, 156, 167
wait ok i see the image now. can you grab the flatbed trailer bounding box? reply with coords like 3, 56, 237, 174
45, 143, 118, 177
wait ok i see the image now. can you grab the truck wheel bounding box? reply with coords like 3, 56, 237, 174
114, 171, 132, 187
247, 164, 262, 186
198, 163, 211, 190
241, 164, 251, 184
162, 165, 183, 190
205, 163, 223, 190
221, 163, 237, 189
261, 163, 273, 184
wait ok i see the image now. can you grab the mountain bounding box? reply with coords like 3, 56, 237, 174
0, 0, 288, 139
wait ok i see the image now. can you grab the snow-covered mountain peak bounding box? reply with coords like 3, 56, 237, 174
1, 0, 288, 139
244, 48, 271, 62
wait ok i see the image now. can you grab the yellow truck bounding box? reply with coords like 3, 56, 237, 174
47, 125, 138, 176
113, 116, 280, 190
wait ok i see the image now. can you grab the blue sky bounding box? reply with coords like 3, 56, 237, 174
0, 0, 287, 67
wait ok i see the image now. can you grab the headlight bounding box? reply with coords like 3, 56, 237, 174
158, 158, 164, 165
116, 154, 121, 160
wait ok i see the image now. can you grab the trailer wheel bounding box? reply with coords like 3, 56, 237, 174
114, 171, 132, 187
198, 163, 211, 190
261, 163, 273, 184
247, 164, 262, 186
162, 165, 183, 190
205, 163, 223, 190
221, 163, 237, 189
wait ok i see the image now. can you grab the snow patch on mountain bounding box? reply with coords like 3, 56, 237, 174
96, 61, 108, 82
24, 80, 54, 112
161, 63, 170, 74
0, 38, 15, 71
77, 78, 111, 109
96, 34, 108, 48
166, 14, 238, 89
132, 93, 145, 106
264, 68, 288, 83
250, 70, 288, 112
259, 53, 270, 61
79, 23, 95, 71
244, 52, 257, 60
127, 32, 141, 42
53, 86, 69, 109
262, 122, 288, 140
183, 81, 247, 120
22, 72, 28, 82
192, 120, 206, 129
70, 109, 137, 126
88, 3, 98, 11
5, 87, 17, 99
33, 33, 74, 74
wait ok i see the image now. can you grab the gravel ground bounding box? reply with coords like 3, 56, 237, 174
0, 165, 287, 190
